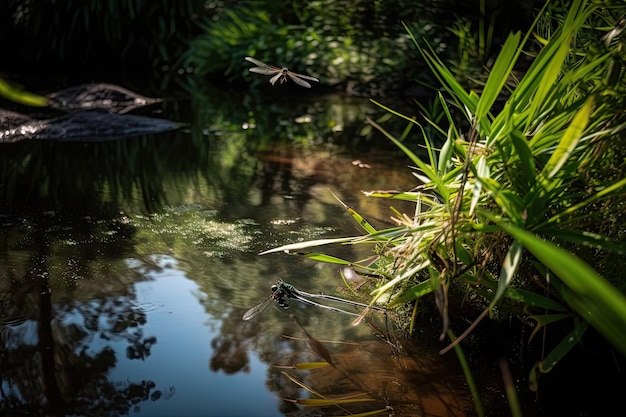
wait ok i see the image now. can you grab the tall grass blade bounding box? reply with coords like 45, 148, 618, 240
475, 32, 521, 126
366, 117, 450, 200
388, 280, 434, 306
291, 314, 334, 365
543, 96, 593, 179
404, 21, 476, 111
543, 177, 626, 227
529, 320, 589, 390
527, 313, 572, 341
499, 357, 523, 417
280, 371, 327, 399
509, 129, 536, 188
505, 288, 568, 312
258, 237, 359, 255
448, 329, 485, 417
497, 221, 626, 356
292, 361, 331, 370
300, 252, 354, 265
329, 189, 377, 234
490, 239, 523, 310
0, 78, 48, 106
294, 397, 376, 406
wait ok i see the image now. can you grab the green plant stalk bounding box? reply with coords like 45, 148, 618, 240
448, 329, 484, 417
0, 78, 48, 107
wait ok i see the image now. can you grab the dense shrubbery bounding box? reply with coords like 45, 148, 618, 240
0, 0, 205, 85
183, 0, 542, 94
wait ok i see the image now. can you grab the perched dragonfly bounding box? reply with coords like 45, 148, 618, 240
245, 57, 319, 88
242, 280, 387, 321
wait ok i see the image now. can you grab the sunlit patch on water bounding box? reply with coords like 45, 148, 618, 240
288, 224, 335, 239
271, 219, 298, 225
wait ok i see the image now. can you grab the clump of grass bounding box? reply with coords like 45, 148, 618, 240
262, 0, 626, 412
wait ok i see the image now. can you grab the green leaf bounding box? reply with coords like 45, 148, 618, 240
299, 252, 353, 265
529, 320, 588, 388
497, 221, 626, 357
541, 228, 626, 255
543, 96, 594, 179
470, 155, 489, 215
258, 237, 360, 255
505, 288, 568, 312
490, 239, 523, 310
437, 133, 454, 176
362, 190, 424, 202
477, 177, 524, 221
543, 176, 626, 227
366, 117, 450, 201
388, 280, 434, 306
403, 23, 476, 112
329, 189, 377, 234
509, 129, 535, 188
527, 313, 572, 341
475, 32, 521, 127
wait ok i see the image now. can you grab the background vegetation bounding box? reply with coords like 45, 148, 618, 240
0, 0, 543, 94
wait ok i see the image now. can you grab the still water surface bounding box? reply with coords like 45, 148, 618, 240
0, 91, 471, 416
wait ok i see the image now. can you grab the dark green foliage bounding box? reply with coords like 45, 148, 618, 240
0, 0, 205, 84
183, 0, 544, 94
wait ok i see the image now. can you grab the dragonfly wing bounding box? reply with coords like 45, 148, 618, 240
295, 288, 388, 312
287, 72, 312, 88
289, 71, 320, 83
269, 73, 283, 86
242, 296, 273, 321
245, 56, 269, 67
245, 57, 281, 71
249, 67, 278, 76
289, 292, 360, 317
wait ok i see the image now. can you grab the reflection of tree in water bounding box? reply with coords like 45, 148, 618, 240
209, 317, 258, 374
0, 222, 167, 416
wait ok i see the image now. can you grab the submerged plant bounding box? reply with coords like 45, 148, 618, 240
262, 0, 626, 411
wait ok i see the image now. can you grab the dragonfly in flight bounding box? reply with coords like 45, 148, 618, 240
245, 57, 320, 88
242, 280, 387, 321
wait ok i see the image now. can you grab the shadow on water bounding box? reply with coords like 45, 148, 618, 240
0, 86, 471, 416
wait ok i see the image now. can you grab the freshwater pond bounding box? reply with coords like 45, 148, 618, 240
0, 90, 472, 416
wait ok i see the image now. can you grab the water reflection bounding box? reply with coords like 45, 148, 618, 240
0, 91, 470, 416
